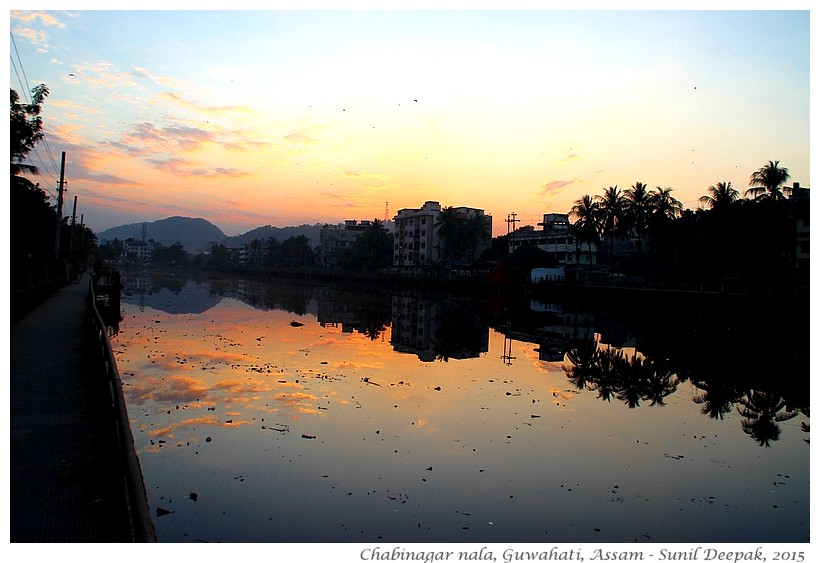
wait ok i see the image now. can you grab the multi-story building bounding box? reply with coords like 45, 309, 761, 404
392, 201, 491, 270
319, 220, 373, 267
123, 238, 152, 263
508, 212, 596, 267
791, 182, 809, 283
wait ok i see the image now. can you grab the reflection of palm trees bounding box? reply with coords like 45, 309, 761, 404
642, 358, 679, 406
613, 352, 643, 408
563, 341, 679, 408
737, 391, 798, 447
692, 379, 742, 420
563, 336, 600, 391
800, 407, 809, 444
431, 301, 488, 362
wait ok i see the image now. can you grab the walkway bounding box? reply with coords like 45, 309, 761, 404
10, 274, 138, 542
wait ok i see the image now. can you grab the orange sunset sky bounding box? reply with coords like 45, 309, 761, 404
9, 3, 811, 237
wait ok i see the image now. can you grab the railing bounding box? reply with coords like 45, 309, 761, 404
89, 274, 156, 542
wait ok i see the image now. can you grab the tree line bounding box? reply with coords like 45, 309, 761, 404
565, 160, 805, 291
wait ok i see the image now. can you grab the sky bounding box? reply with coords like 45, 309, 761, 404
8, 3, 812, 237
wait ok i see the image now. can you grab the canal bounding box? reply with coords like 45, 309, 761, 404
111, 271, 809, 543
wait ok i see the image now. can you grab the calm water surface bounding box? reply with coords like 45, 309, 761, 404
112, 272, 809, 543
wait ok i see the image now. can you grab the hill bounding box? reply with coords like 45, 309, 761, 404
96, 217, 325, 253
96, 216, 226, 253
223, 224, 323, 249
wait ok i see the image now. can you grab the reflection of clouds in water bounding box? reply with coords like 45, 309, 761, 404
142, 415, 226, 439
274, 391, 318, 415
125, 375, 209, 405
213, 377, 272, 394
550, 387, 577, 403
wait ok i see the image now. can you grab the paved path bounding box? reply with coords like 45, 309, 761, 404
10, 275, 136, 542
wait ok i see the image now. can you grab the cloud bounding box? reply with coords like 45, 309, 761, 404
11, 11, 65, 28
342, 171, 387, 181
72, 61, 139, 90
539, 179, 573, 196
120, 122, 214, 154
12, 27, 47, 45
85, 172, 140, 185
283, 130, 318, 144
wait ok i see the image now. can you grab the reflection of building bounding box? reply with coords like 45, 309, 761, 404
501, 302, 596, 362
390, 294, 489, 361
319, 220, 372, 267
392, 201, 492, 269
508, 213, 596, 267
315, 287, 391, 335
391, 294, 439, 361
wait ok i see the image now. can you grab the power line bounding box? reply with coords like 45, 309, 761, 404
10, 32, 31, 96
10, 30, 63, 182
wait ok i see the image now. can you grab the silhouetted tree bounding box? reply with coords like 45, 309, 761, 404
596, 185, 627, 262
569, 194, 599, 263
624, 181, 652, 251
746, 160, 791, 201
649, 186, 683, 223
11, 85, 49, 176
435, 206, 465, 266
699, 181, 740, 213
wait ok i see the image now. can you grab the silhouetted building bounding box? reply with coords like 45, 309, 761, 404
319, 220, 372, 267
791, 182, 809, 282
392, 201, 491, 270
508, 212, 597, 266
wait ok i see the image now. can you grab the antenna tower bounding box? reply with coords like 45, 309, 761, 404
384, 201, 389, 222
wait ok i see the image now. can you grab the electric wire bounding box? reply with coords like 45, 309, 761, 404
10, 31, 63, 188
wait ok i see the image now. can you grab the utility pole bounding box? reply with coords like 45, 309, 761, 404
68, 195, 78, 260
505, 212, 519, 236
54, 151, 66, 258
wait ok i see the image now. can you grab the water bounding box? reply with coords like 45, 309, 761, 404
112, 272, 809, 543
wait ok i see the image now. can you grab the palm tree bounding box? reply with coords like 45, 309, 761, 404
650, 186, 683, 222
699, 181, 740, 213
624, 181, 652, 251
596, 185, 627, 262
746, 160, 791, 201
465, 212, 491, 261
435, 207, 464, 266
569, 195, 600, 265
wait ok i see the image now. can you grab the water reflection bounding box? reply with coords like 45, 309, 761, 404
115, 271, 809, 542
392, 295, 489, 361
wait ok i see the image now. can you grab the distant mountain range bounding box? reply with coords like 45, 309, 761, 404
96, 216, 324, 253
